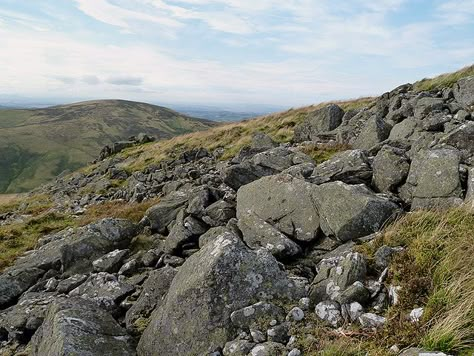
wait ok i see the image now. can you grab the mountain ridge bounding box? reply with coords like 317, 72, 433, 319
0, 99, 217, 193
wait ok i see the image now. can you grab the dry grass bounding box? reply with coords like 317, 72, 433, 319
78, 197, 161, 226
413, 64, 474, 92
119, 97, 373, 172
300, 143, 352, 164
358, 206, 474, 354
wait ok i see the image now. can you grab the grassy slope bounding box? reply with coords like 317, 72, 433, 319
0, 100, 217, 193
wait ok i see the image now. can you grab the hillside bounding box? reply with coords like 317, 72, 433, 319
0, 65, 474, 356
0, 100, 217, 193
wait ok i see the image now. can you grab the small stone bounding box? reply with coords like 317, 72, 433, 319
267, 322, 290, 344
358, 313, 386, 328
315, 301, 343, 327
298, 297, 310, 311
250, 329, 266, 343
288, 349, 302, 356
410, 307, 424, 323
119, 259, 139, 276
390, 345, 400, 354
286, 307, 305, 322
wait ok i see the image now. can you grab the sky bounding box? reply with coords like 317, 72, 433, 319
0, 0, 473, 109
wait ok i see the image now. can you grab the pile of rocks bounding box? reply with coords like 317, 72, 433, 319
2, 76, 473, 355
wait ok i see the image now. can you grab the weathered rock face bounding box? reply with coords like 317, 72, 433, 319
294, 104, 345, 142
30, 298, 136, 356
310, 149, 372, 185
137, 231, 302, 355
314, 182, 401, 242
372, 146, 410, 193
0, 268, 44, 309
400, 149, 463, 209
352, 116, 392, 150
237, 174, 320, 243
453, 75, 474, 107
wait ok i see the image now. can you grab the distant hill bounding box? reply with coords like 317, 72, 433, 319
0, 99, 217, 193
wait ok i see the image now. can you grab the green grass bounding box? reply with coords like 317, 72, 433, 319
413, 64, 474, 92
356, 207, 474, 354
120, 97, 373, 172
0, 100, 216, 193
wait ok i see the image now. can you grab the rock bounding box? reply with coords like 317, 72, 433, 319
453, 75, 474, 107
203, 200, 236, 227
141, 249, 161, 267
250, 329, 266, 343
69, 272, 135, 312
358, 312, 386, 328
313, 181, 401, 242
118, 259, 140, 276
310, 149, 372, 185
145, 191, 189, 233
438, 122, 474, 159
286, 307, 305, 322
137, 230, 302, 355
59, 219, 136, 276
310, 252, 367, 304
399, 348, 450, 356
335, 281, 370, 305
92, 249, 129, 273
372, 146, 410, 193
389, 118, 417, 141
0, 292, 63, 344
414, 97, 445, 120
237, 174, 320, 242
315, 301, 343, 327
267, 322, 290, 344
230, 302, 286, 330
298, 298, 310, 311
223, 339, 256, 356
341, 302, 364, 323
352, 116, 392, 150
125, 266, 177, 333
410, 307, 424, 322
30, 298, 135, 356
0, 268, 44, 309
237, 212, 302, 259
401, 149, 462, 209
56, 274, 88, 294
288, 349, 302, 356
249, 342, 287, 356
374, 245, 404, 269
294, 104, 345, 142
221, 163, 268, 190
252, 132, 278, 150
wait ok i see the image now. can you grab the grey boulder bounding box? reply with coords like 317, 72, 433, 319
30, 298, 136, 356
453, 75, 474, 107
137, 230, 302, 355
293, 104, 345, 142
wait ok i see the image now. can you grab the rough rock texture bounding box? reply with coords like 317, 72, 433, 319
293, 104, 345, 142
237, 174, 320, 242
314, 182, 401, 241
137, 230, 302, 355
453, 75, 474, 107
30, 298, 136, 356
372, 146, 410, 193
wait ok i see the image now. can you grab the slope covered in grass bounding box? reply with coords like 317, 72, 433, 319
0, 100, 217, 193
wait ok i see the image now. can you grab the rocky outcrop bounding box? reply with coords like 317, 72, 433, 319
1, 74, 473, 355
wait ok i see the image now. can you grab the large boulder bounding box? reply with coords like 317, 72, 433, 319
413, 97, 445, 120
0, 268, 44, 309
145, 191, 190, 233
453, 75, 474, 107
438, 122, 474, 160
30, 298, 136, 356
310, 149, 372, 185
237, 174, 320, 242
400, 149, 462, 209
372, 146, 410, 193
352, 116, 392, 150
137, 230, 302, 355
313, 181, 401, 242
293, 104, 345, 142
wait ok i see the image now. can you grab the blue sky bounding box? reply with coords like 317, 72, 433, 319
0, 0, 473, 108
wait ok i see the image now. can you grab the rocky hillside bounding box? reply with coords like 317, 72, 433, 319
0, 68, 474, 356
0, 100, 217, 193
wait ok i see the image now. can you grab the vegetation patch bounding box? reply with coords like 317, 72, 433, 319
413, 65, 474, 92
300, 143, 352, 164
